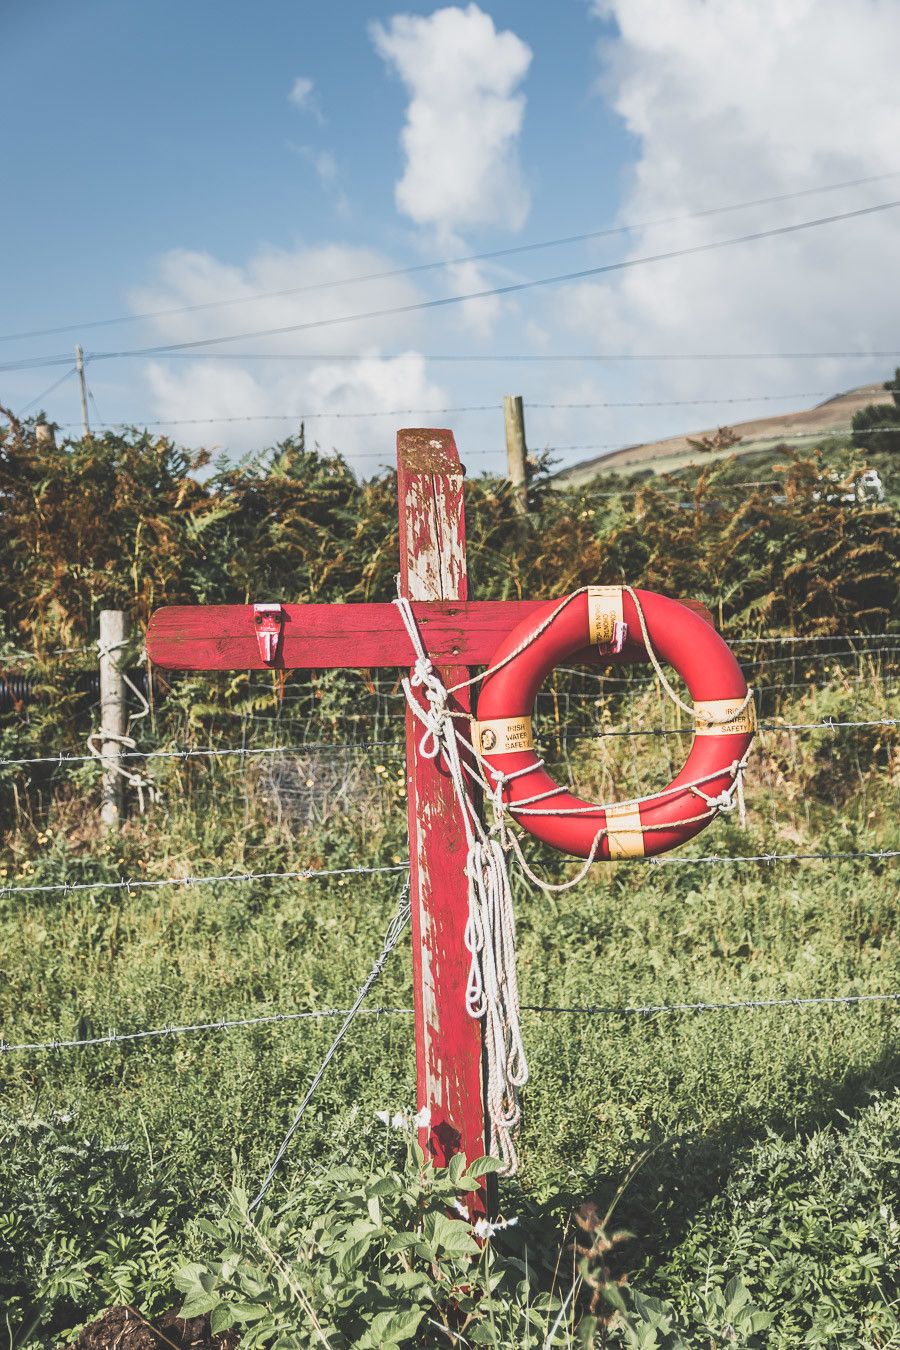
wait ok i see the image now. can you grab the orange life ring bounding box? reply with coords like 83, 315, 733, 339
473, 587, 755, 860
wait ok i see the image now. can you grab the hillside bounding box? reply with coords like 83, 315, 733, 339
554, 381, 893, 486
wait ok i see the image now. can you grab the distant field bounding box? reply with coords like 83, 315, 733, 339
554, 382, 893, 485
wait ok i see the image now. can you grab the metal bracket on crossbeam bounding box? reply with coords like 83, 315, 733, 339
252, 604, 285, 665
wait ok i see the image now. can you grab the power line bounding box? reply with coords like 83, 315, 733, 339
5, 170, 899, 345
5, 348, 900, 376
52, 389, 835, 430
5, 199, 900, 372
87, 200, 900, 358
17, 366, 76, 417
136, 350, 900, 363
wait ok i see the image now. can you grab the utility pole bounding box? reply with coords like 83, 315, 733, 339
503, 394, 528, 515
75, 344, 90, 437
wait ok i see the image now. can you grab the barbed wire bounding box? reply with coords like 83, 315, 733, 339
0, 861, 407, 899
0, 739, 400, 769
0, 1005, 415, 1054
0, 714, 895, 773
1, 849, 894, 902
522, 992, 900, 1017
52, 389, 846, 429
639, 848, 899, 867
2, 631, 894, 665
730, 631, 896, 644
4, 987, 896, 1057
562, 716, 899, 740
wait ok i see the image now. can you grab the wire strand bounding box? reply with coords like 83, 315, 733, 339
6, 168, 899, 344
0, 861, 408, 900
522, 993, 900, 1017
0, 850, 895, 902
5, 199, 898, 372
0, 715, 895, 773
5, 988, 895, 1057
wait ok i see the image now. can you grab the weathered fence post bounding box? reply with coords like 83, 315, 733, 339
503, 394, 528, 515
99, 609, 127, 829
397, 430, 488, 1193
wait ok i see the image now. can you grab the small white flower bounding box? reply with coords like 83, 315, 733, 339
412, 1105, 432, 1129
375, 1110, 390, 1125
391, 1112, 408, 1130
452, 1198, 469, 1218
474, 1216, 518, 1240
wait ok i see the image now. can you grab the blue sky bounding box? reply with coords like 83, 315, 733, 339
3, 0, 899, 472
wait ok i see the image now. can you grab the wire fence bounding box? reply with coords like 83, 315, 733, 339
3, 990, 897, 1058
2, 628, 897, 1192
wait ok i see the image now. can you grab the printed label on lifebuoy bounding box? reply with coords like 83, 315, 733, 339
587, 586, 625, 646
693, 697, 757, 736
605, 800, 645, 858
473, 716, 534, 755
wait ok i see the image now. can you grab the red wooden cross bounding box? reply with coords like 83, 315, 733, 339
148, 430, 540, 1186
147, 428, 680, 1188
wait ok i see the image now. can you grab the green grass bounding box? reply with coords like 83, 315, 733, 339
1, 669, 898, 1344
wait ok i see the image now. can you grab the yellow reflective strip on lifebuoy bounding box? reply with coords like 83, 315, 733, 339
473, 715, 534, 755
605, 800, 645, 858
587, 586, 624, 646
693, 697, 757, 736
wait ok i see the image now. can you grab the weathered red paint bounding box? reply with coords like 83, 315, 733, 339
147, 598, 546, 671
396, 431, 488, 1198
147, 602, 712, 673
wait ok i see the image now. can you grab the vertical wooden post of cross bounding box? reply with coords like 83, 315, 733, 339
397, 429, 489, 1203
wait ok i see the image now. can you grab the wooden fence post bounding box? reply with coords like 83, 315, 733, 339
503, 394, 528, 515
99, 609, 127, 829
397, 430, 488, 1193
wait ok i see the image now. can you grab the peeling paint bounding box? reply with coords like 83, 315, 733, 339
397, 428, 486, 1181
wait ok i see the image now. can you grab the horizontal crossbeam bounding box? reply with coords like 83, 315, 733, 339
147, 599, 544, 670
147, 597, 715, 672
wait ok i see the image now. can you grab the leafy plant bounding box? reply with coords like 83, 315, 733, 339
174, 1143, 530, 1348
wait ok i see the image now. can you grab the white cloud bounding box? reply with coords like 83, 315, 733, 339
288, 75, 324, 122
567, 0, 900, 414
371, 4, 532, 236
129, 244, 450, 469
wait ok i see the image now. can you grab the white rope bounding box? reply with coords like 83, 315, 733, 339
392, 582, 764, 1171
87, 639, 157, 812
621, 585, 753, 727
395, 591, 526, 1175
